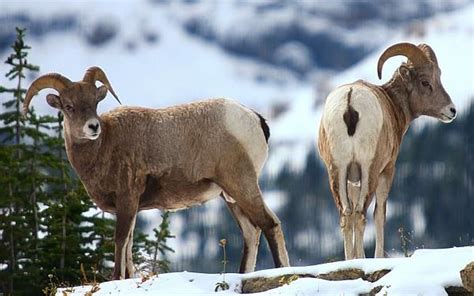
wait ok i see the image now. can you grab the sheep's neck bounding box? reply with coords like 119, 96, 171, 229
381, 74, 414, 135
64, 129, 103, 181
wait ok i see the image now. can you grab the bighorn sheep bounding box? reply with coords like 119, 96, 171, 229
24, 67, 289, 279
318, 43, 456, 259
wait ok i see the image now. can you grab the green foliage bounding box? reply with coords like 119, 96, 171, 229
0, 26, 43, 295
142, 211, 175, 274
0, 27, 177, 294
0, 27, 114, 295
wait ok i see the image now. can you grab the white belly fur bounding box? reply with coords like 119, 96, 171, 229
322, 84, 383, 167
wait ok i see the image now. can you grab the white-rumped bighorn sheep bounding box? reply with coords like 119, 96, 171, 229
24, 66, 289, 279
318, 42, 456, 259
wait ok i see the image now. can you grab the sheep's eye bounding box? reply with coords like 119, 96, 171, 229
421, 80, 430, 87
65, 105, 74, 112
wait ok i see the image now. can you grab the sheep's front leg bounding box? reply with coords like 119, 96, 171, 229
113, 206, 138, 280
125, 217, 136, 278
374, 167, 394, 258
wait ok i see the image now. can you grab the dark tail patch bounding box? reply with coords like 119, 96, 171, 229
255, 111, 270, 143
343, 88, 359, 136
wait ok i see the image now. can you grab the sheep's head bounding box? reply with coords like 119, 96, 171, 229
377, 42, 456, 123
23, 66, 120, 141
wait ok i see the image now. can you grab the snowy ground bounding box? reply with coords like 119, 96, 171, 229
58, 246, 473, 296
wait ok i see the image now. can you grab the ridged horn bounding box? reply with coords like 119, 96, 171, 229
377, 42, 430, 79
23, 73, 72, 115
418, 43, 438, 65
82, 66, 121, 104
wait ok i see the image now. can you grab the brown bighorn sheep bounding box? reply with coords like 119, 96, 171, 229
318, 43, 456, 260
24, 67, 289, 279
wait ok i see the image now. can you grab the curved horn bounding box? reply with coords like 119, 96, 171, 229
377, 42, 430, 79
82, 66, 121, 104
418, 43, 438, 65
23, 73, 72, 115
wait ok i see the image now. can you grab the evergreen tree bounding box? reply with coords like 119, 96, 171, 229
0, 27, 43, 295
0, 27, 117, 294
142, 211, 175, 274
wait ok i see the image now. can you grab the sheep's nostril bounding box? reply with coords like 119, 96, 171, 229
88, 123, 99, 132
450, 107, 456, 116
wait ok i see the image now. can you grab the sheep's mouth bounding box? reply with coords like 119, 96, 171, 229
86, 133, 100, 140
439, 113, 455, 123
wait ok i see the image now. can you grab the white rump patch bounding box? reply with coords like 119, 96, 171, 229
223, 100, 268, 174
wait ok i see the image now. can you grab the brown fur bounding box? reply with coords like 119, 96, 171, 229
25, 69, 290, 279
318, 43, 456, 260
67, 101, 289, 279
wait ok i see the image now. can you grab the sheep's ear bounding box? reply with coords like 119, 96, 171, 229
398, 65, 411, 82
97, 85, 108, 102
46, 94, 62, 109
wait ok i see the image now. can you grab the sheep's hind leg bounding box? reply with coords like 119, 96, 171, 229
216, 162, 289, 269
354, 167, 377, 258
337, 166, 351, 215
340, 213, 355, 260
353, 211, 367, 258
223, 194, 261, 273
234, 187, 289, 269
329, 167, 354, 259
374, 167, 394, 258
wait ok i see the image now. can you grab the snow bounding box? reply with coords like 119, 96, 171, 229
57, 246, 474, 295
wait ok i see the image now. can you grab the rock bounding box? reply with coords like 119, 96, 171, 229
317, 268, 365, 281
445, 286, 472, 296
359, 285, 383, 296
363, 269, 391, 282
241, 274, 311, 294
460, 261, 474, 293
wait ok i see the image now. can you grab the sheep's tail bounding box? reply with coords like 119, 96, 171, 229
347, 161, 361, 204
254, 111, 270, 143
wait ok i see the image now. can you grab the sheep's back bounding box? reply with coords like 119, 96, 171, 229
99, 98, 267, 177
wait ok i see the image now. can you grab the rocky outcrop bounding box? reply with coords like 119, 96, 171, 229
241, 274, 313, 294
316, 268, 364, 281
241, 268, 391, 294
460, 261, 474, 293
